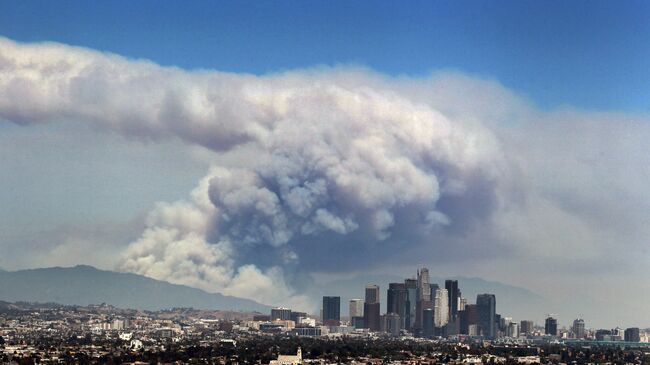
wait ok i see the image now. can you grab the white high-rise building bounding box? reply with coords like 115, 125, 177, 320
433, 288, 449, 327
349, 299, 364, 318
459, 297, 467, 311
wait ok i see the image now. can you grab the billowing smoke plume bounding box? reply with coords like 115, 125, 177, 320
4, 38, 649, 316
0, 38, 506, 308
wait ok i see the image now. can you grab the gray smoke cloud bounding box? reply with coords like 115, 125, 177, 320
2, 38, 649, 319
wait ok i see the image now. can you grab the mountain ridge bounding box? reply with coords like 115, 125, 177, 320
0, 265, 551, 324
0, 265, 270, 313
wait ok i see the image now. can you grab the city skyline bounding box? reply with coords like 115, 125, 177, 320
259, 265, 648, 341
1, 1, 650, 332
0, 300, 648, 364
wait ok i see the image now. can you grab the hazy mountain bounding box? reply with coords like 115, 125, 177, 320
0, 265, 553, 324
309, 273, 548, 324
0, 265, 270, 312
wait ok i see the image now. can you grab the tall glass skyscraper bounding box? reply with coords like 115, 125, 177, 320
476, 294, 496, 339
364, 284, 381, 331
322, 296, 340, 326
625, 327, 640, 342
404, 278, 417, 331
387, 283, 407, 328
365, 285, 380, 304
572, 318, 585, 338
545, 316, 558, 336
445, 279, 460, 319
417, 268, 431, 301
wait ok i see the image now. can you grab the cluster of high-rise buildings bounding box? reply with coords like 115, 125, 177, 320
316, 268, 646, 342
320, 267, 501, 338
256, 267, 647, 342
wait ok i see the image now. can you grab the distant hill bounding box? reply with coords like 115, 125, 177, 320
0, 265, 271, 312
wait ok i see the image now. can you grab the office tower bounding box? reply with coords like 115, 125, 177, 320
364, 284, 381, 331
387, 283, 407, 315
416, 299, 433, 332
417, 268, 431, 301
350, 298, 365, 329
460, 304, 477, 335
445, 280, 460, 319
322, 296, 340, 326
507, 322, 519, 338
545, 316, 558, 336
423, 308, 434, 338
381, 313, 401, 336
476, 294, 496, 339
364, 302, 381, 331
624, 327, 640, 342
415, 268, 432, 330
572, 319, 585, 339
387, 282, 408, 329
433, 288, 449, 327
404, 278, 417, 331
459, 297, 467, 311
349, 299, 364, 318
520, 320, 534, 335
271, 307, 292, 321
365, 284, 380, 304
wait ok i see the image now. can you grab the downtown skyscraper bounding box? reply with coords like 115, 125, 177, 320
349, 298, 365, 329
415, 268, 432, 331
404, 278, 417, 331
445, 280, 460, 319
433, 288, 449, 328
545, 316, 558, 336
572, 318, 585, 339
387, 282, 408, 329
476, 294, 496, 339
349, 299, 364, 318
322, 296, 341, 326
364, 285, 381, 331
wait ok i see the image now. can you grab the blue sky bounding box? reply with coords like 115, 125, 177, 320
1, 0, 648, 112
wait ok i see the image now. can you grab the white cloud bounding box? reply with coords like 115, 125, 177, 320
2, 38, 650, 322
